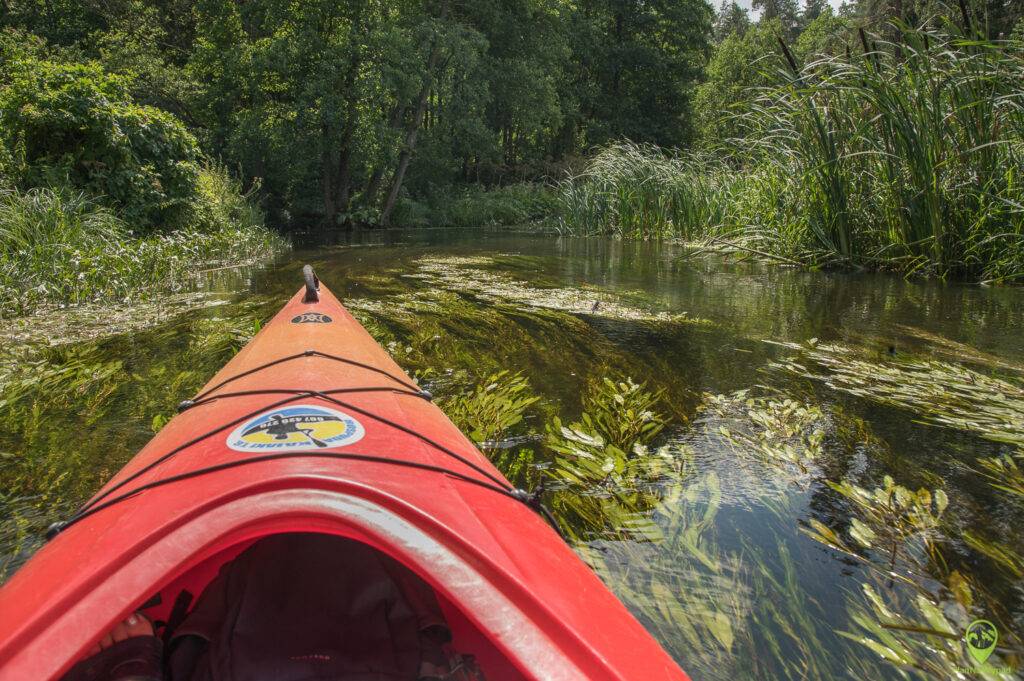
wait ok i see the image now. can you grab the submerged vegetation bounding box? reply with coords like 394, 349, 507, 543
770, 339, 1024, 447
3, 0, 1024, 677
0, 304, 269, 578
3, 243, 1024, 679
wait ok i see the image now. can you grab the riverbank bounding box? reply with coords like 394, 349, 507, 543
392, 183, 559, 231
554, 27, 1024, 284
0, 167, 286, 318
0, 47, 287, 318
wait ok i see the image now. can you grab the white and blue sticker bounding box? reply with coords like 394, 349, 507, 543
227, 404, 365, 452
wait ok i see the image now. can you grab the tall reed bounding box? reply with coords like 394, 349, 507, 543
557, 24, 1024, 282
556, 143, 736, 240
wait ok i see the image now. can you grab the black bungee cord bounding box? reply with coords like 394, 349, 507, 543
49, 355, 561, 540
48, 263, 562, 539
50, 450, 565, 540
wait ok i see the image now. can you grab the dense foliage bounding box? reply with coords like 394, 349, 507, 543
0, 56, 202, 230
2, 0, 1023, 277
560, 4, 1024, 282
1, 0, 713, 229
0, 166, 282, 316
0, 18, 283, 316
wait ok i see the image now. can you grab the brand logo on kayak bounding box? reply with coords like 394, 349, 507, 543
291, 312, 333, 324
227, 405, 364, 452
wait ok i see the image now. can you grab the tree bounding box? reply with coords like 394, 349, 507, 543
572, 0, 713, 148
0, 56, 202, 229
753, 0, 801, 39
801, 0, 829, 26
1, 0, 719, 229
715, 1, 752, 41
693, 18, 786, 146
795, 8, 850, 59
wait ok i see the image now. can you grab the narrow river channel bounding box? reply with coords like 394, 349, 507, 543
3, 230, 1023, 679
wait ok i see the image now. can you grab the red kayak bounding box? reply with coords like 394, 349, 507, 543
0, 267, 689, 680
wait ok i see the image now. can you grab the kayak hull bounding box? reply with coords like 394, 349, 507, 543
0, 277, 689, 680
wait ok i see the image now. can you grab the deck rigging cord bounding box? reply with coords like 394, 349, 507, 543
50, 345, 563, 540
48, 450, 563, 540
79, 380, 509, 512
186, 349, 422, 404
48, 265, 562, 539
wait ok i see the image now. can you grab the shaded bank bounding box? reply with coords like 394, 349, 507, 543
0, 167, 286, 318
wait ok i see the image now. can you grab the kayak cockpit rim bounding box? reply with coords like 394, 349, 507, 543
11, 488, 596, 681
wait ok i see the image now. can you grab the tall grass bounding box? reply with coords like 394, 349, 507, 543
557, 144, 736, 241
558, 25, 1024, 281
0, 166, 286, 317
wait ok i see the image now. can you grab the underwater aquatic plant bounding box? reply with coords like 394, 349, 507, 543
543, 376, 679, 539
977, 452, 1024, 501
771, 340, 1024, 448
841, 579, 1019, 680
439, 370, 540, 451
576, 457, 754, 678
581, 377, 667, 452
802, 471, 1023, 678
411, 255, 700, 323
702, 388, 826, 476
802, 475, 949, 591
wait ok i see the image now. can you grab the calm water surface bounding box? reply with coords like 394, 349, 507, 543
2, 230, 1023, 679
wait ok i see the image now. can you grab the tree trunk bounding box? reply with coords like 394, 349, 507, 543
378, 93, 431, 226
360, 102, 405, 211
379, 0, 450, 226
321, 123, 338, 226
333, 54, 363, 228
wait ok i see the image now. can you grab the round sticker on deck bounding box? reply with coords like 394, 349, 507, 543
227, 405, 364, 452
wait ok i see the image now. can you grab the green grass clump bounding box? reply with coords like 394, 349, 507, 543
0, 166, 286, 317
556, 143, 735, 240
557, 25, 1024, 282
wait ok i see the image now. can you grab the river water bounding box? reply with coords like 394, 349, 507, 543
2, 230, 1023, 679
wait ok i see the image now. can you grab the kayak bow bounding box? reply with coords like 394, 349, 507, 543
0, 267, 690, 681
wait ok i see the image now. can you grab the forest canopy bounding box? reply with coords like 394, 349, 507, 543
1, 0, 1021, 233
1, 0, 713, 228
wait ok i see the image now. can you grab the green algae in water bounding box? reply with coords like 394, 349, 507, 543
769, 339, 1024, 448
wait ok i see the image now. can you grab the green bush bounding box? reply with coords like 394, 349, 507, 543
389, 183, 558, 230
433, 184, 558, 229
0, 57, 202, 230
